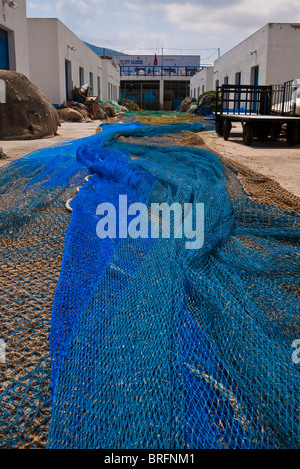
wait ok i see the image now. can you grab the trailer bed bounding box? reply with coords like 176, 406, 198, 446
217, 113, 300, 121
215, 83, 300, 145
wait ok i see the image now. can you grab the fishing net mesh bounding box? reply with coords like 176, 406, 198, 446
0, 121, 299, 449
122, 110, 201, 126
0, 146, 88, 448
0, 71, 60, 141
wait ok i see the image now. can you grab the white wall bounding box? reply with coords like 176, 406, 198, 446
101, 58, 120, 102
56, 19, 104, 104
0, 0, 29, 76
27, 19, 60, 104
212, 23, 300, 89
190, 66, 214, 97
213, 24, 269, 88
266, 23, 300, 84
28, 18, 120, 106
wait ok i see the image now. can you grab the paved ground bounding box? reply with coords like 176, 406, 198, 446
1, 119, 300, 198
200, 122, 300, 198
0, 120, 102, 168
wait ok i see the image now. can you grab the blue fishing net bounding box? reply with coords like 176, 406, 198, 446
1, 120, 300, 449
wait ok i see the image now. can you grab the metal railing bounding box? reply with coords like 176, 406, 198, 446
271, 80, 297, 115
120, 65, 202, 78
216, 84, 272, 116
216, 81, 300, 117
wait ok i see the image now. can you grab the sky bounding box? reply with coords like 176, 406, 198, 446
26, 0, 300, 63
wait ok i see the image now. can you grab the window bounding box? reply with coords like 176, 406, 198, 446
224, 77, 229, 109
97, 76, 100, 98
250, 66, 259, 112
65, 60, 72, 100
79, 67, 84, 86
215, 79, 219, 89
89, 72, 94, 95
235, 73, 242, 109
0, 28, 9, 70
251, 66, 259, 86
235, 72, 241, 85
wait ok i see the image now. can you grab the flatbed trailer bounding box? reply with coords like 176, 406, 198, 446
215, 82, 300, 145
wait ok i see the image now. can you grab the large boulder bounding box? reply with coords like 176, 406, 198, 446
0, 70, 60, 140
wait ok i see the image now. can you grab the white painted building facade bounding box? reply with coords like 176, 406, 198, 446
2, 8, 300, 111
0, 0, 30, 75
189, 66, 214, 98
27, 18, 120, 107
213, 23, 300, 90
115, 54, 201, 110
189, 23, 300, 100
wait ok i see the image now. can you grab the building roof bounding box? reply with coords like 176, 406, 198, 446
84, 42, 124, 57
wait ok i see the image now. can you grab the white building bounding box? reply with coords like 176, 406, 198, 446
213, 23, 300, 90
189, 66, 214, 98
0, 0, 29, 76
27, 18, 120, 107
2, 8, 300, 111
190, 23, 300, 99
113, 54, 201, 110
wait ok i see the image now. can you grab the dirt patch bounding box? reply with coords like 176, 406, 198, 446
118, 128, 300, 213
175, 131, 300, 213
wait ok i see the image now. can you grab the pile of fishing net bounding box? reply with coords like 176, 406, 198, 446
1, 120, 299, 449
0, 71, 59, 140
119, 98, 140, 112
122, 110, 203, 125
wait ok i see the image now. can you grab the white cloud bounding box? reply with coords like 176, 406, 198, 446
28, 2, 52, 12
164, 0, 300, 34
26, 0, 300, 56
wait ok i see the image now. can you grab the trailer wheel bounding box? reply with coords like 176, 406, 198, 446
256, 123, 270, 140
286, 123, 297, 146
270, 123, 282, 140
223, 119, 231, 140
242, 122, 254, 145
215, 118, 223, 137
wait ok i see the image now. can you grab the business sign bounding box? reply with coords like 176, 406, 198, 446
115, 55, 200, 67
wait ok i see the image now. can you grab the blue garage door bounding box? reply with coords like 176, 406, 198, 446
0, 28, 9, 70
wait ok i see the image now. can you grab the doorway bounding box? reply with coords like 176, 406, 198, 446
65, 60, 72, 100
0, 28, 9, 70
251, 66, 259, 86
251, 66, 259, 112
